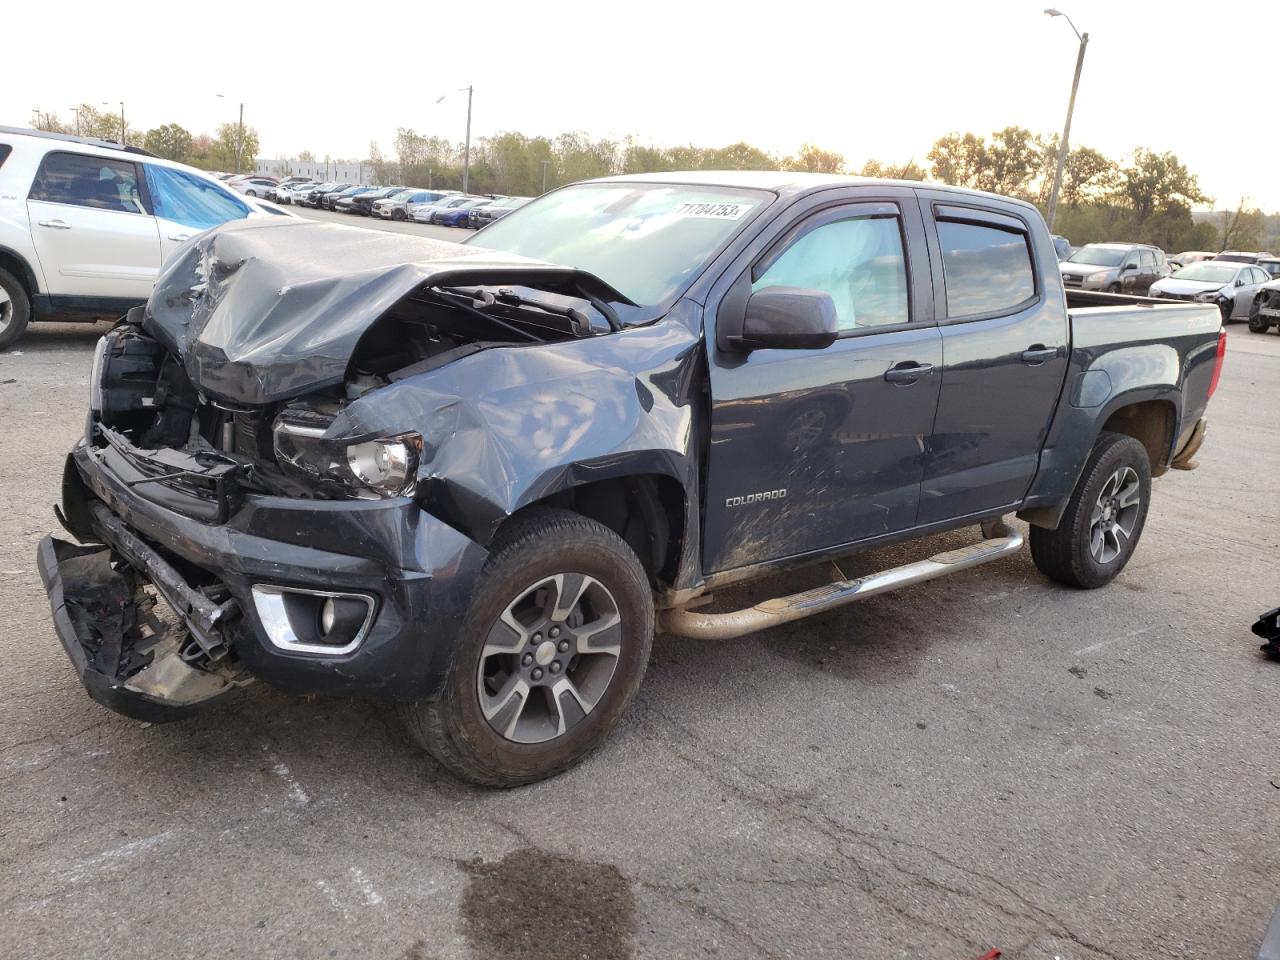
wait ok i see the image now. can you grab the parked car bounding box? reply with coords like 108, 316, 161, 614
326, 185, 373, 211
1169, 251, 1216, 271
266, 177, 312, 202
1149, 260, 1271, 321
275, 182, 318, 206
1250, 278, 1280, 333
0, 126, 281, 349
469, 196, 531, 229
1051, 234, 1073, 260
36, 172, 1224, 787
374, 189, 453, 221
228, 177, 279, 198
434, 197, 493, 226
346, 186, 408, 217
301, 182, 347, 208
1258, 257, 1280, 280
1060, 242, 1168, 294
1212, 251, 1274, 264
410, 194, 477, 223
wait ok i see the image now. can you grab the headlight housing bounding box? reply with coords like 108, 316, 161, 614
1194, 289, 1224, 302
273, 413, 422, 499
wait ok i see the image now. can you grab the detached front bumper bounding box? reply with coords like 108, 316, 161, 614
38, 442, 489, 720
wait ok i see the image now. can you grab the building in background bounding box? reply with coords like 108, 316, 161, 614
252, 158, 372, 183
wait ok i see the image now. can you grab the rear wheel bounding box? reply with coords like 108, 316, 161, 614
0, 267, 32, 351
1031, 432, 1152, 589
401, 509, 654, 787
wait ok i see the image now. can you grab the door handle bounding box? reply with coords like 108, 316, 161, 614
168, 234, 192, 242
884, 362, 934, 384
37, 219, 71, 230
1021, 345, 1060, 365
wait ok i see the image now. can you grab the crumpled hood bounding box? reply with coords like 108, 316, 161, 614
143, 218, 623, 405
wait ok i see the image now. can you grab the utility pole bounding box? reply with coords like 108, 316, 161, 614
462, 85, 473, 194
436, 86, 474, 194
70, 107, 80, 136
1044, 8, 1089, 232
120, 102, 126, 145
541, 160, 551, 194
237, 101, 245, 175
428, 168, 433, 189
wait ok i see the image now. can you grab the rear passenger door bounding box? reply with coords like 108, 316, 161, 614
703, 189, 941, 573
26, 151, 161, 299
916, 193, 1070, 524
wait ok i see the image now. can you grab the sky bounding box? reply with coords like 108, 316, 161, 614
6, 0, 1280, 210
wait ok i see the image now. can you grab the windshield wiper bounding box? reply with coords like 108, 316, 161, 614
433, 284, 619, 337
426, 285, 543, 342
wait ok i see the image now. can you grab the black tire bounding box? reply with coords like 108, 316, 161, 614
1106, 283, 1121, 293
1030, 432, 1152, 589
0, 267, 32, 351
391, 209, 406, 221
401, 508, 654, 787
1220, 299, 1235, 324
1248, 299, 1269, 333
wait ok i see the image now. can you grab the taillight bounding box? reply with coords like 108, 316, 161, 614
1207, 329, 1227, 399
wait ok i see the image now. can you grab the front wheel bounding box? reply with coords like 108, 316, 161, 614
402, 509, 654, 787
1031, 432, 1152, 589
1248, 299, 1270, 333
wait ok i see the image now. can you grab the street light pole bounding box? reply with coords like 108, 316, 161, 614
437, 86, 473, 194
237, 101, 245, 175
70, 107, 81, 137
541, 160, 551, 194
1044, 8, 1088, 232
120, 102, 126, 146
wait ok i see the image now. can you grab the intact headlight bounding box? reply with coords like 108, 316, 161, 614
273, 414, 422, 499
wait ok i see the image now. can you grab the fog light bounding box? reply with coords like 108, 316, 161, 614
252, 586, 375, 656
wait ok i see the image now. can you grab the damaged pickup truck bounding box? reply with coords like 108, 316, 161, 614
38, 172, 1225, 786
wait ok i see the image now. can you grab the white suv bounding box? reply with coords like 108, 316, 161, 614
0, 127, 288, 350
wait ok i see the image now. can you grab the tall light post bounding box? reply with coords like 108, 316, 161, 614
437, 86, 473, 193
69, 106, 81, 137
217, 94, 246, 174
31, 107, 40, 128
540, 159, 551, 195
1044, 8, 1088, 232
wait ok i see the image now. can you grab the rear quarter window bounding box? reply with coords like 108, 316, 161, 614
937, 219, 1036, 317
0, 144, 11, 169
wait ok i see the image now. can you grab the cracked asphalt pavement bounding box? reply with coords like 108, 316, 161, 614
1, 307, 1277, 958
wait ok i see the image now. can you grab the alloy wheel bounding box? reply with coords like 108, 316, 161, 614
1089, 466, 1141, 563
476, 573, 622, 744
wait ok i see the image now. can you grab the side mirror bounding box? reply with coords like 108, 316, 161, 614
732, 286, 839, 351
1236, 278, 1247, 287
1122, 262, 1138, 272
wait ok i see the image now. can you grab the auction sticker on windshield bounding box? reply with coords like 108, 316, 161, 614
673, 201, 754, 220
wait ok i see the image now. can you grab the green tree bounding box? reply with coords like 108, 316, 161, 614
297, 149, 316, 163
1111, 148, 1209, 225
927, 131, 988, 188
1218, 199, 1267, 252
860, 158, 926, 181
207, 122, 260, 173
785, 144, 844, 174
144, 123, 193, 161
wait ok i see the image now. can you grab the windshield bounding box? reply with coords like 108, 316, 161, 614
470, 182, 771, 305
1067, 246, 1127, 267
1174, 263, 1237, 284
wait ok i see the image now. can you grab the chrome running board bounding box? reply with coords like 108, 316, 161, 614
660, 520, 1024, 640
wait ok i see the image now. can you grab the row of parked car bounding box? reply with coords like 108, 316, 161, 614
247, 177, 533, 229
1057, 240, 1280, 331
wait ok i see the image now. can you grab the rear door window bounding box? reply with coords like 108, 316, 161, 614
935, 217, 1036, 317
29, 151, 146, 214
0, 143, 11, 170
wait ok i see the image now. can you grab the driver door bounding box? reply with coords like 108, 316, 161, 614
702, 190, 941, 574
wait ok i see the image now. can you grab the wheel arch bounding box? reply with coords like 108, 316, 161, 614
0, 244, 41, 299
501, 472, 689, 591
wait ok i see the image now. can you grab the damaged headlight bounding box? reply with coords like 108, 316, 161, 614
273, 414, 422, 499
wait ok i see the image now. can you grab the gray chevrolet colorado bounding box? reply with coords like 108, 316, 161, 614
37, 172, 1224, 786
